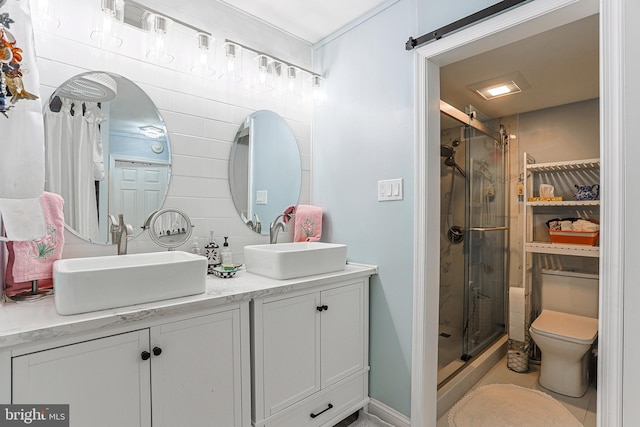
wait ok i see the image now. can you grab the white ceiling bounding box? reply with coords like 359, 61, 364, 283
224, 1, 598, 125
217, 0, 388, 44
440, 14, 599, 122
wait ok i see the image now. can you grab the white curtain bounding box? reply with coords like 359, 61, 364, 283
0, 0, 46, 241
44, 98, 104, 241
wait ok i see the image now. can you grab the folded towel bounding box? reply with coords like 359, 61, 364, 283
282, 205, 296, 224
572, 219, 600, 232
294, 205, 322, 242
0, 197, 46, 241
4, 192, 65, 296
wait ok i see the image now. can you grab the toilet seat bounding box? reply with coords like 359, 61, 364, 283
530, 309, 598, 345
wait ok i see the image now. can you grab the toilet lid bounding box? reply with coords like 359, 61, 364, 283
530, 309, 598, 345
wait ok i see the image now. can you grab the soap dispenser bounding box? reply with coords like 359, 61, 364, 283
221, 237, 233, 270
205, 231, 220, 270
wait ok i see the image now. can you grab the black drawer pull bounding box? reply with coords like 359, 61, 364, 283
310, 403, 333, 418
141, 351, 151, 361
153, 346, 162, 356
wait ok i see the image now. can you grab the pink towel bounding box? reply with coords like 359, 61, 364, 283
294, 205, 322, 242
5, 192, 65, 296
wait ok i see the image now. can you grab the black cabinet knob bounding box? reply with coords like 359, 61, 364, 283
153, 346, 162, 356
141, 351, 151, 361
316, 305, 329, 312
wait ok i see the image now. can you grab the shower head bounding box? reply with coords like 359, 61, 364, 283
444, 155, 466, 178
441, 144, 455, 158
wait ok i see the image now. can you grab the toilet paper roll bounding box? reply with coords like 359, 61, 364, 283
509, 287, 526, 342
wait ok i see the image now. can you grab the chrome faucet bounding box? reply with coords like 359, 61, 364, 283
109, 214, 134, 255
269, 214, 285, 244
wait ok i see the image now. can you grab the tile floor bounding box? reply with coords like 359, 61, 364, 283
436, 355, 597, 426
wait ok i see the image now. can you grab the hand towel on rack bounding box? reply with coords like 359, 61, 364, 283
4, 192, 65, 296
294, 205, 322, 242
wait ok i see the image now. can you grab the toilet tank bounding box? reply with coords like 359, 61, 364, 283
540, 269, 599, 318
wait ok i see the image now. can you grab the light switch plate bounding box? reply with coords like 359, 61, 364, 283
378, 179, 403, 201
256, 190, 268, 205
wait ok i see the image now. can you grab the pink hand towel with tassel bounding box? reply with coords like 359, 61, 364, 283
4, 192, 65, 296
294, 205, 322, 242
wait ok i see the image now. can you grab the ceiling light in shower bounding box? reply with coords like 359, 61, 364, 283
468, 71, 530, 100
139, 125, 165, 139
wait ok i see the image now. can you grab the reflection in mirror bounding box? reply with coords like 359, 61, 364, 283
44, 72, 171, 245
144, 208, 193, 249
229, 110, 302, 235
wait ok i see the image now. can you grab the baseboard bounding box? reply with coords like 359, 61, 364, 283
367, 398, 411, 427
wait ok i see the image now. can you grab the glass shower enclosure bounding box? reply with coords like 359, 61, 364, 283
438, 102, 508, 385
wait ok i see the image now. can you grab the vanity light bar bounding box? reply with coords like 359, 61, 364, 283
225, 39, 323, 81
122, 0, 211, 36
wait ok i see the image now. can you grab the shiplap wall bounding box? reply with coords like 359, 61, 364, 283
32, 0, 313, 261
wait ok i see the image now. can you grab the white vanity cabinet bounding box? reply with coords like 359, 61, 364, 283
11, 304, 250, 427
251, 278, 370, 427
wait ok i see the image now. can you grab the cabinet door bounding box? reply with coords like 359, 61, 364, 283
12, 330, 151, 427
320, 282, 365, 388
151, 310, 243, 427
261, 292, 320, 417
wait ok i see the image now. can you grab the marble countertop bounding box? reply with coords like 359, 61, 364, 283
0, 263, 376, 350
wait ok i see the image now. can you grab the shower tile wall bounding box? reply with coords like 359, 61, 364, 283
440, 126, 467, 334
31, 0, 313, 261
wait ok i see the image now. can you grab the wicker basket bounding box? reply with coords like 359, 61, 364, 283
507, 340, 530, 373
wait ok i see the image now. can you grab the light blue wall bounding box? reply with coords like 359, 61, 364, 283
313, 0, 417, 417
312, 0, 517, 418
417, 0, 506, 35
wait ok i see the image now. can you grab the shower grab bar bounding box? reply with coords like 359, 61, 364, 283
468, 226, 509, 232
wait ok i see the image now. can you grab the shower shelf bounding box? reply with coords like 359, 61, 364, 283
525, 158, 600, 172
526, 200, 600, 207
523, 152, 600, 259
524, 242, 600, 257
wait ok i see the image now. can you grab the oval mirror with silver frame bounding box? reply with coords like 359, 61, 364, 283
229, 110, 301, 235
44, 72, 171, 245
144, 209, 193, 249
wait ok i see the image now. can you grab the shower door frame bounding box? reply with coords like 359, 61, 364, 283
409, 1, 616, 427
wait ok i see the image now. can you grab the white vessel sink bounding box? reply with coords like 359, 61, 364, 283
54, 251, 207, 315
244, 242, 347, 280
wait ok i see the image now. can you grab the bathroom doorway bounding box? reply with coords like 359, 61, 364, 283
438, 103, 508, 386
409, 1, 616, 426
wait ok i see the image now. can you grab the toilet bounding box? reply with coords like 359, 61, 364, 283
529, 269, 599, 397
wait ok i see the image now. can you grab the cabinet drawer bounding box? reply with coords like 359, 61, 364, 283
263, 373, 365, 427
